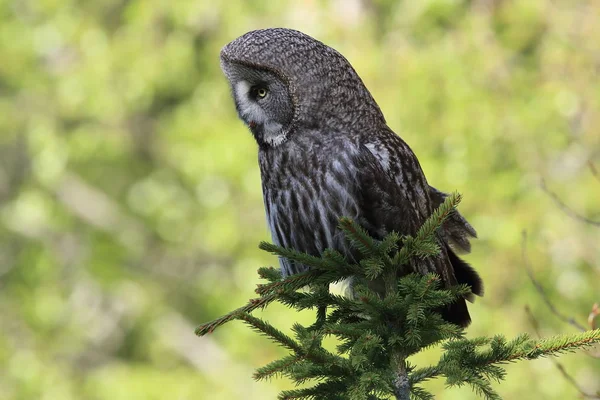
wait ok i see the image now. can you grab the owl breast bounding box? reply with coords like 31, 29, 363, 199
259, 135, 364, 277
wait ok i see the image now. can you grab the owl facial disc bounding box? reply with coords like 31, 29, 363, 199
233, 80, 287, 147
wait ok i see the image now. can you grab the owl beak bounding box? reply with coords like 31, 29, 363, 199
248, 120, 257, 128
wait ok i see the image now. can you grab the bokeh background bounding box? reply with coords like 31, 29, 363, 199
1, 0, 599, 399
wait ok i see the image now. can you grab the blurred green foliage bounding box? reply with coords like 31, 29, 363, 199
0, 0, 598, 399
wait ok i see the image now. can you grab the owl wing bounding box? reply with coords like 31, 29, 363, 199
360, 131, 477, 253
428, 185, 477, 253
358, 129, 482, 326
358, 129, 448, 271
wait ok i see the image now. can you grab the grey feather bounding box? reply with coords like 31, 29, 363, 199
220, 28, 483, 327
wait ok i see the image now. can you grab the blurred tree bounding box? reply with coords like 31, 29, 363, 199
0, 1, 598, 399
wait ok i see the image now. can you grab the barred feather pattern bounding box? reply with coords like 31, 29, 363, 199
260, 128, 454, 280
222, 28, 483, 327
260, 133, 362, 275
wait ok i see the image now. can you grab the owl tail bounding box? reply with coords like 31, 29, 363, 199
442, 247, 484, 327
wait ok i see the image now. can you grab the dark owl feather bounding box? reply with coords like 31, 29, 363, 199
221, 28, 483, 327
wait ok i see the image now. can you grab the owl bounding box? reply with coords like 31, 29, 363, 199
220, 28, 483, 327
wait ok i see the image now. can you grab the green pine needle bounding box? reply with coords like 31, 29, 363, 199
195, 193, 600, 399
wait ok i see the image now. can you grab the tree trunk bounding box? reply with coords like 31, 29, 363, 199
392, 354, 410, 400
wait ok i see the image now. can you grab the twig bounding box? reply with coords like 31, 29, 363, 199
587, 304, 600, 359
589, 303, 599, 330
589, 161, 600, 184
195, 293, 279, 336
521, 231, 587, 331
525, 306, 600, 399
540, 179, 600, 227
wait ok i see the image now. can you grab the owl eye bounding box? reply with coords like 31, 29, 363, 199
250, 85, 268, 99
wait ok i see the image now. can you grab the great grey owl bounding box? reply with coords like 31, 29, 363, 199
220, 28, 483, 326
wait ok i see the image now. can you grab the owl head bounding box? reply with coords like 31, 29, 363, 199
220, 28, 385, 148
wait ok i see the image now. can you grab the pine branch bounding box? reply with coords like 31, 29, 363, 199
195, 192, 599, 399
393, 192, 461, 266
522, 329, 600, 359
339, 217, 381, 258
408, 366, 441, 386
195, 292, 279, 336
197, 259, 348, 336
464, 376, 502, 400
254, 355, 307, 381
258, 266, 282, 282
279, 381, 348, 400
237, 313, 302, 353
410, 385, 435, 400
415, 192, 462, 243
409, 330, 600, 388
